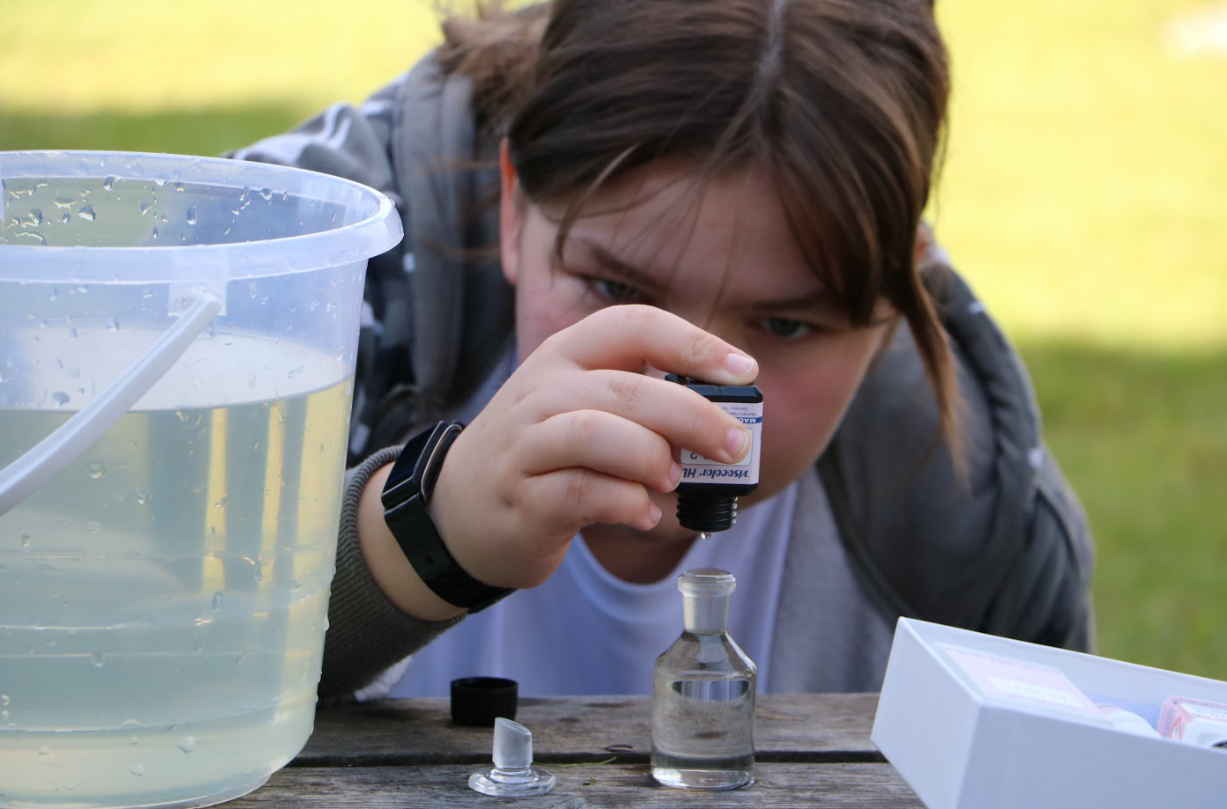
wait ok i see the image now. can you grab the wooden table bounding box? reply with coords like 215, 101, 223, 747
226, 693, 924, 808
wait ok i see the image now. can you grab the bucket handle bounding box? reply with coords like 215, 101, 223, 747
0, 291, 223, 516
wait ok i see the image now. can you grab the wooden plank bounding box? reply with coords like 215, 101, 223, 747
232, 762, 923, 809
299, 693, 884, 767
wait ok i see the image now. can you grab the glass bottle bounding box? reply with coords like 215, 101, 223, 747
651, 568, 756, 790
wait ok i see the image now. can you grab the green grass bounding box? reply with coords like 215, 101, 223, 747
3, 0, 1226, 680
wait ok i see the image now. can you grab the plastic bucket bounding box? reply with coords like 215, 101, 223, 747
0, 151, 402, 808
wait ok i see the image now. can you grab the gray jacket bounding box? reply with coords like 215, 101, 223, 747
234, 54, 1095, 698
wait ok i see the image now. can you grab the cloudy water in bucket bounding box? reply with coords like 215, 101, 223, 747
0, 332, 352, 809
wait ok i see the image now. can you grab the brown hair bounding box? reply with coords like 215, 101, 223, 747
440, 0, 959, 451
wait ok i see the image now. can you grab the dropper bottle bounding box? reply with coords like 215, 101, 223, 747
651, 568, 756, 790
666, 375, 762, 537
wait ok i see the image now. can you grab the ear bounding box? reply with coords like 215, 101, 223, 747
499, 138, 524, 287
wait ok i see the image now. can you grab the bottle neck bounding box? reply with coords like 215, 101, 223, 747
682, 593, 730, 635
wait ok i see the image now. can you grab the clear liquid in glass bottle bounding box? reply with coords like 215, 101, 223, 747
651, 568, 756, 790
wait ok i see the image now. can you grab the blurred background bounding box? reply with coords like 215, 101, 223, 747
2, 0, 1224, 678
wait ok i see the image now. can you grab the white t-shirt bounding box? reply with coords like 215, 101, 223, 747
386, 482, 796, 697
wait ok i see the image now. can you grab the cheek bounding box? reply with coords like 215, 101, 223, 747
755, 333, 884, 494
512, 271, 593, 362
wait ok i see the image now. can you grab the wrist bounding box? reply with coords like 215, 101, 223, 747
357, 462, 467, 622
380, 422, 515, 613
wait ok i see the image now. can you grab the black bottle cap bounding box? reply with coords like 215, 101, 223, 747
450, 677, 519, 726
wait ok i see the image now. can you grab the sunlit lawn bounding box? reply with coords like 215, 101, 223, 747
3, 0, 1225, 679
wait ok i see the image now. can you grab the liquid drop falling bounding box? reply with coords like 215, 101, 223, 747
700, 532, 712, 541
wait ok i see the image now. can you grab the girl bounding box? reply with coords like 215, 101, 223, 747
234, 0, 1094, 699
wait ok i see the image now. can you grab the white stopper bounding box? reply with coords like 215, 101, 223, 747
492, 717, 533, 770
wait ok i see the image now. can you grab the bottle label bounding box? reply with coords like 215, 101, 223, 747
680, 401, 763, 485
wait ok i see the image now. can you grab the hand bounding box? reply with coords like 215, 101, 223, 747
429, 304, 758, 592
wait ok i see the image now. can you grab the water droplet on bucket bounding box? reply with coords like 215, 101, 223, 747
1, 694, 10, 706
85, 521, 101, 534
107, 317, 120, 331
185, 206, 197, 224
19, 535, 31, 549
1, 710, 9, 721
25, 210, 44, 227
77, 206, 96, 222
51, 391, 70, 407
91, 651, 104, 667
60, 212, 71, 224
211, 591, 223, 612
68, 327, 79, 339
178, 737, 198, 753
38, 745, 51, 756
258, 187, 273, 201
87, 461, 106, 479
129, 763, 145, 777
253, 559, 264, 582
102, 176, 116, 191
134, 489, 151, 505
234, 649, 248, 665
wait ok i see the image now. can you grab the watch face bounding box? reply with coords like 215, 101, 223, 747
380, 423, 438, 509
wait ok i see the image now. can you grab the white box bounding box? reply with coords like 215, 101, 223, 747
872, 618, 1227, 808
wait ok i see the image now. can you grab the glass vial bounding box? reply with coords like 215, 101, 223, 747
665, 375, 762, 534
651, 568, 756, 790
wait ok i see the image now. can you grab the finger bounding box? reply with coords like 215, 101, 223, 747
539, 370, 752, 465
520, 410, 681, 492
543, 304, 758, 385
525, 468, 663, 536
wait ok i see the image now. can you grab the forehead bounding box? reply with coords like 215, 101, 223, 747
549, 159, 822, 300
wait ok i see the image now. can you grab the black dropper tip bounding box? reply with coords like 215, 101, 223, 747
677, 493, 737, 533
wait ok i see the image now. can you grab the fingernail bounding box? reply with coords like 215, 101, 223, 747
649, 503, 663, 525
725, 427, 749, 460
725, 352, 756, 377
669, 461, 683, 487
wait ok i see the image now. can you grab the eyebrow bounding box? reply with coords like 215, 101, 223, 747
579, 238, 839, 316
580, 240, 668, 295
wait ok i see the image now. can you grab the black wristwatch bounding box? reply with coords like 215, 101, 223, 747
380, 421, 514, 613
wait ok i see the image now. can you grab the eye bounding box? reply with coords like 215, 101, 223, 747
757, 317, 814, 340
589, 277, 644, 304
